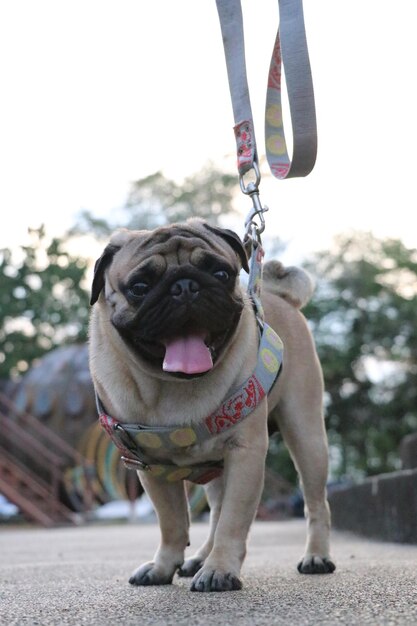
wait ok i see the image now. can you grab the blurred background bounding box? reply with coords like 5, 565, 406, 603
1, 0, 416, 531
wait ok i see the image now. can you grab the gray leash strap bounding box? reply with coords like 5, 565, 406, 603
215, 0, 317, 180
215, 0, 257, 175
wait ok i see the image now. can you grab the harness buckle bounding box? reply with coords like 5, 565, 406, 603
113, 423, 151, 471
121, 456, 151, 471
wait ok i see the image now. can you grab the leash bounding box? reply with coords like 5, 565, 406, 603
215, 0, 317, 319
215, 0, 317, 182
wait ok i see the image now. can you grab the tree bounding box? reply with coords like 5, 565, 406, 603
0, 227, 90, 378
304, 232, 417, 478
2, 164, 241, 381
71, 163, 239, 238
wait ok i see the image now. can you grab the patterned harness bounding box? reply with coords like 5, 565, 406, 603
97, 322, 283, 485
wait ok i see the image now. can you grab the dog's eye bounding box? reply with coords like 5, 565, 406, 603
213, 270, 229, 282
128, 282, 149, 298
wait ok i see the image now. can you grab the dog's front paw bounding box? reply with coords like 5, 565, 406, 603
190, 566, 242, 592
177, 557, 204, 578
297, 555, 336, 574
129, 561, 176, 586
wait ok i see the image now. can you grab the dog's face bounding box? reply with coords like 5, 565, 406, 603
91, 220, 249, 377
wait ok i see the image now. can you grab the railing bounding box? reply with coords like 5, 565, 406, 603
0, 391, 95, 524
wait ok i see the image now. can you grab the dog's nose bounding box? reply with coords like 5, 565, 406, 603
170, 278, 200, 302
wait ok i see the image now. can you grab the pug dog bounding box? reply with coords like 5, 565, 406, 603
89, 218, 335, 592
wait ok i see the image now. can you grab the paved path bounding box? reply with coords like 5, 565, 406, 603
1, 519, 416, 625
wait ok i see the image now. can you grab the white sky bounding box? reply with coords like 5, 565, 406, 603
1, 0, 416, 262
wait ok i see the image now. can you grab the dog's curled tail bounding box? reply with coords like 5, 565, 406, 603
262, 260, 315, 309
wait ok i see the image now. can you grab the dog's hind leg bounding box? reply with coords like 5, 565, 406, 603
272, 396, 336, 574
178, 476, 224, 578
129, 475, 190, 586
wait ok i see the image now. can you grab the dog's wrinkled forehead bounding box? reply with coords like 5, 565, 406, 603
90, 221, 249, 305
113, 226, 240, 276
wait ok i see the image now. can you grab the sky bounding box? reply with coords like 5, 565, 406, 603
1, 0, 416, 263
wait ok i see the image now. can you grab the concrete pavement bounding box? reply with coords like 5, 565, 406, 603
1, 519, 416, 625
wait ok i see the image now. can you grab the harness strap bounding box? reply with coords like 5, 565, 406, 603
247, 237, 265, 323
97, 322, 283, 484
216, 0, 317, 179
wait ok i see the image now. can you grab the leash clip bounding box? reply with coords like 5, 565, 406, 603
239, 161, 261, 194
242, 163, 268, 242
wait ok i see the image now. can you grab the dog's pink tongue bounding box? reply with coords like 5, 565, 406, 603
163, 334, 213, 374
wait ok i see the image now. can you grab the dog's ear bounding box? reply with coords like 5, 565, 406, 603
203, 224, 249, 273
90, 244, 120, 305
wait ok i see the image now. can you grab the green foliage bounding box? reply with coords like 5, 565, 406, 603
0, 227, 90, 378
2, 164, 238, 380
304, 232, 417, 478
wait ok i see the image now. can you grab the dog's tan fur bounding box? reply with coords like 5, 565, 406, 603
89, 219, 334, 591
